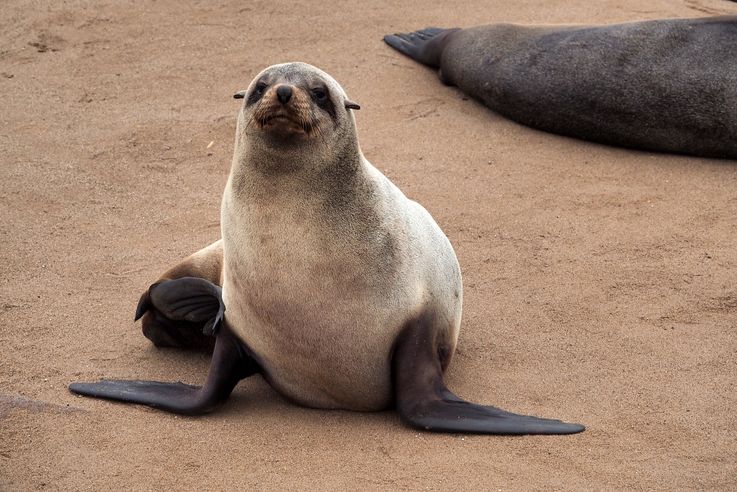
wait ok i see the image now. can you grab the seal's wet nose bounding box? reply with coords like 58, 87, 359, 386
276, 85, 292, 104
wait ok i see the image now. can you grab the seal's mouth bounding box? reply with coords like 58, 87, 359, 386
261, 113, 310, 133
252, 103, 315, 139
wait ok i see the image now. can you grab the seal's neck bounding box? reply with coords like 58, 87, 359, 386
226, 135, 365, 207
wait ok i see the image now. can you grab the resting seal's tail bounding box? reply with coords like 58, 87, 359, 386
383, 27, 459, 68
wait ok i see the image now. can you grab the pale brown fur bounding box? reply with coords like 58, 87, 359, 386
151, 63, 462, 411
158, 239, 223, 285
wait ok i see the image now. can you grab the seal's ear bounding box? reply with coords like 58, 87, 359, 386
233, 90, 247, 99
345, 100, 361, 110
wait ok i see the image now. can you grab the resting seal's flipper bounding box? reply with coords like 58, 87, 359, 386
135, 277, 225, 350
69, 325, 259, 415
383, 28, 459, 68
393, 313, 585, 435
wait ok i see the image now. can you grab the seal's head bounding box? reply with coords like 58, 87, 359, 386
234, 63, 360, 154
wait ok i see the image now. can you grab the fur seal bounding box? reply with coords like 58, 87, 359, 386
384, 16, 737, 159
69, 62, 583, 435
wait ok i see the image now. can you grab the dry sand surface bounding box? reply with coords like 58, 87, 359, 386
2, 0, 736, 489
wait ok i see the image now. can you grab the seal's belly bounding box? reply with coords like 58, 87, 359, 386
224, 284, 402, 410
219, 189, 424, 410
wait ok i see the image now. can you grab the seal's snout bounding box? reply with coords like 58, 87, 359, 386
250, 82, 317, 139
276, 85, 293, 105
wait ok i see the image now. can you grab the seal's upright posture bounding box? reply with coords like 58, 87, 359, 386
70, 63, 583, 434
385, 17, 737, 159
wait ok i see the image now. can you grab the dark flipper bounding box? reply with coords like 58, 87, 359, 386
383, 27, 459, 68
135, 277, 225, 351
69, 325, 259, 415
138, 309, 217, 352
393, 313, 585, 435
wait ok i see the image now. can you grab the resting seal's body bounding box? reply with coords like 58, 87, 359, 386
385, 16, 737, 159
70, 63, 583, 434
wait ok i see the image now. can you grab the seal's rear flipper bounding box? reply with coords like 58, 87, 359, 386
136, 277, 225, 351
383, 28, 459, 68
69, 326, 259, 415
393, 313, 585, 435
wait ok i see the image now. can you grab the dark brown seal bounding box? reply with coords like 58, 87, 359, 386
385, 16, 737, 159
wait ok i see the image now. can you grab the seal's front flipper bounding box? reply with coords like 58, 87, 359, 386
136, 276, 225, 350
383, 27, 459, 68
69, 326, 259, 415
393, 313, 585, 435
68, 380, 204, 412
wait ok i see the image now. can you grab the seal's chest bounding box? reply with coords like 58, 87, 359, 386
225, 217, 377, 325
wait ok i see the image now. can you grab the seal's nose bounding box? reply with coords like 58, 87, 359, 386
276, 85, 292, 105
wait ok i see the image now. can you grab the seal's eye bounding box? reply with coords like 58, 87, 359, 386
247, 82, 269, 105
311, 88, 328, 101
311, 86, 335, 117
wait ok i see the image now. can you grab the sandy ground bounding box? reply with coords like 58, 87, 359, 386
1, 0, 736, 489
